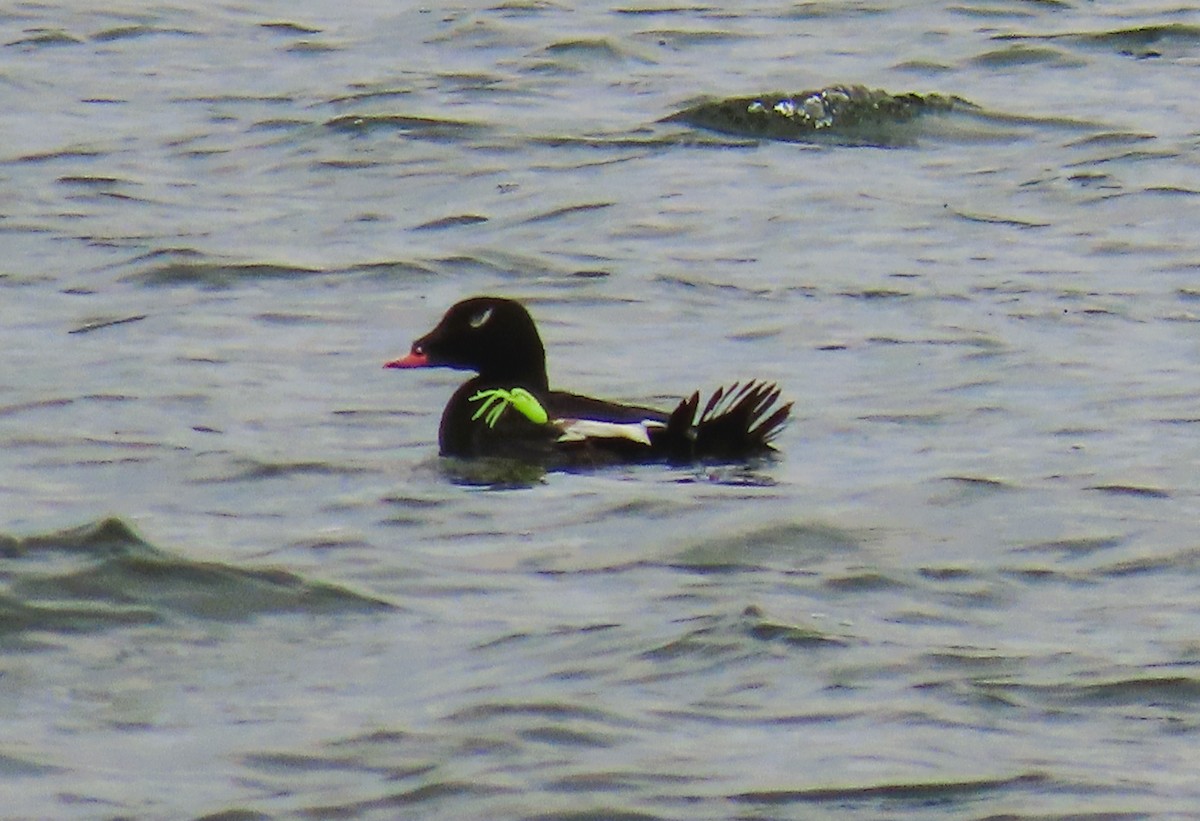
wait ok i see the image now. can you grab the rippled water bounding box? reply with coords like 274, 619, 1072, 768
4, 1, 1200, 818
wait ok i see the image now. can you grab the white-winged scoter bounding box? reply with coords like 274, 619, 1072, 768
385, 296, 791, 465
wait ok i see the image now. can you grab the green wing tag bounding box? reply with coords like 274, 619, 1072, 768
468, 388, 549, 428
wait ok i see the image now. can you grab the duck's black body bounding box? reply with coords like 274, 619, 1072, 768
386, 297, 791, 465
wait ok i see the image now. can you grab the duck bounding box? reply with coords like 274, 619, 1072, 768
385, 296, 791, 465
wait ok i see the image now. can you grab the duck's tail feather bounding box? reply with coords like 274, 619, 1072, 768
664, 381, 792, 461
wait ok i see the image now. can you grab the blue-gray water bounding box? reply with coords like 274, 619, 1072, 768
4, 2, 1200, 818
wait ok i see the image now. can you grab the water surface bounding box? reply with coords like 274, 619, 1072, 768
3, 1, 1200, 818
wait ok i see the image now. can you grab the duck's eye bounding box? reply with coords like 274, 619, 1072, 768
468, 307, 494, 329
412, 343, 424, 355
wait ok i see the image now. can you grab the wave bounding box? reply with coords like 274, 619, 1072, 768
0, 518, 391, 640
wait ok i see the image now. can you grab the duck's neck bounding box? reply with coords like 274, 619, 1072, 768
476, 336, 548, 391
477, 364, 549, 392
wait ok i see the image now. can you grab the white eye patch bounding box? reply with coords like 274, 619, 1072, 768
468, 306, 494, 328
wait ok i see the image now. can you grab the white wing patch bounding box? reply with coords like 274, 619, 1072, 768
554, 418, 665, 447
